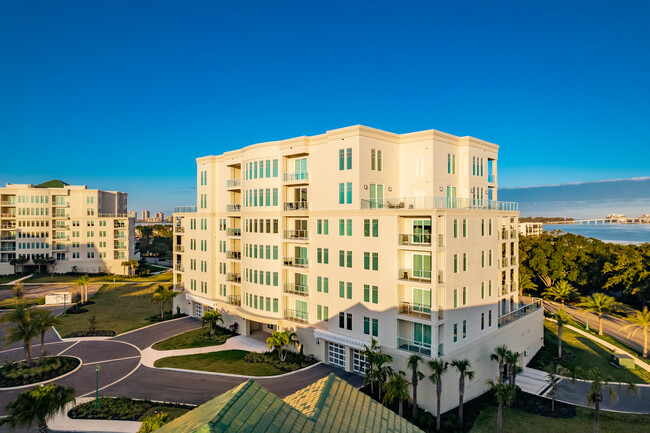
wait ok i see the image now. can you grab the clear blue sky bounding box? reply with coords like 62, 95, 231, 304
1, 0, 649, 214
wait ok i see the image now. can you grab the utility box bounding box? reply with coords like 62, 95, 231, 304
612, 352, 635, 369
45, 292, 71, 305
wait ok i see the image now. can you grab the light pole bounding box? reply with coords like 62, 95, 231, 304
95, 365, 100, 409
585, 313, 589, 331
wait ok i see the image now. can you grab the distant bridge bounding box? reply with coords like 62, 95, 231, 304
547, 218, 650, 225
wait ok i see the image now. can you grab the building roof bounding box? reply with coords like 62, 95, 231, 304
34, 179, 69, 188
156, 374, 425, 433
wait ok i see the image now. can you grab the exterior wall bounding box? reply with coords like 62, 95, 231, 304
172, 125, 540, 416
0, 183, 136, 275
518, 222, 544, 237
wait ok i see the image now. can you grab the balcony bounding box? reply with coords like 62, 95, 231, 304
283, 309, 308, 324
174, 226, 185, 233
398, 234, 432, 246
53, 214, 69, 219
0, 201, 16, 206
283, 256, 308, 268
53, 202, 69, 207
398, 302, 431, 320
226, 250, 241, 260
226, 272, 241, 283
174, 206, 197, 213
399, 268, 432, 283
0, 213, 16, 218
438, 343, 444, 357
438, 308, 445, 320
498, 298, 542, 328
283, 172, 309, 183
175, 245, 185, 253
114, 222, 126, 229
361, 196, 518, 211
500, 229, 509, 240
0, 247, 16, 252
500, 257, 509, 268
438, 234, 444, 247
283, 283, 309, 296
53, 245, 68, 251
283, 201, 309, 211
226, 204, 241, 212
226, 228, 241, 237
55, 236, 70, 242
511, 256, 518, 266
0, 224, 17, 230
501, 284, 509, 295
174, 264, 184, 272
114, 243, 127, 250
283, 230, 308, 240
510, 229, 518, 239
226, 179, 241, 188
227, 295, 241, 306
488, 174, 497, 184
0, 236, 16, 241
438, 270, 444, 284
396, 337, 431, 356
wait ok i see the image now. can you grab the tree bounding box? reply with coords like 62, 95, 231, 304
32, 310, 61, 366
373, 353, 394, 401
13, 281, 24, 299
201, 310, 224, 335
10, 256, 29, 275
407, 354, 424, 419
504, 350, 520, 387
139, 226, 154, 247
486, 379, 516, 433
620, 307, 650, 357
130, 259, 139, 276
519, 270, 538, 297
1, 306, 39, 368
383, 371, 410, 418
553, 308, 572, 359
361, 338, 380, 395
75, 274, 90, 304
138, 411, 170, 433
578, 293, 622, 335
451, 359, 474, 427
1, 384, 76, 433
428, 359, 448, 431
266, 330, 299, 362
151, 285, 178, 319
543, 280, 578, 306
546, 371, 560, 413
490, 344, 509, 383
580, 368, 637, 433
121, 260, 130, 276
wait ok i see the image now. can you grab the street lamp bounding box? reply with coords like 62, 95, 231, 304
585, 313, 590, 331
95, 365, 100, 409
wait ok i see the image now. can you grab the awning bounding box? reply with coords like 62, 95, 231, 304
313, 329, 375, 351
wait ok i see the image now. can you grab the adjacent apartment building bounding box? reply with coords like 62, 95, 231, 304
0, 180, 136, 275
172, 125, 543, 414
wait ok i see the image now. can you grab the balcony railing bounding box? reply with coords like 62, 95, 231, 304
488, 174, 496, 183
361, 196, 518, 211
0, 225, 17, 230
175, 245, 185, 252
227, 295, 241, 306
283, 172, 309, 182
53, 202, 69, 207
397, 337, 431, 356
0, 247, 16, 252
283, 201, 309, 211
511, 229, 518, 238
283, 309, 308, 324
500, 229, 509, 240
438, 234, 444, 247
398, 302, 432, 319
438, 343, 444, 357
226, 179, 241, 188
53, 214, 69, 219
398, 234, 432, 246
501, 257, 509, 268
283, 230, 308, 240
498, 298, 543, 328
283, 256, 308, 268
226, 273, 241, 283
511, 256, 518, 266
0, 236, 16, 241
174, 264, 184, 272
0, 213, 16, 218
0, 201, 16, 206
226, 228, 241, 237
226, 204, 241, 212
438, 271, 444, 284
174, 206, 197, 213
175, 226, 185, 233
399, 268, 432, 282
226, 251, 241, 260
114, 222, 126, 228
283, 283, 309, 296
501, 284, 508, 295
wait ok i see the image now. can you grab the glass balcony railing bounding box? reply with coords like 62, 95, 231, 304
226, 251, 241, 260
283, 256, 308, 268
283, 230, 308, 240
397, 302, 432, 319
226, 273, 241, 283
498, 299, 542, 328
398, 234, 432, 246
283, 172, 309, 182
283, 309, 308, 323
174, 206, 197, 213
174, 264, 184, 272
488, 174, 496, 183
174, 226, 184, 233
283, 283, 309, 296
396, 337, 431, 356
399, 268, 432, 282
283, 201, 309, 211
361, 196, 517, 211
226, 179, 241, 188
175, 245, 184, 252
227, 295, 241, 306
226, 204, 241, 212
226, 228, 241, 237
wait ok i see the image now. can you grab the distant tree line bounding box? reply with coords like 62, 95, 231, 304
136, 225, 172, 260
519, 216, 575, 223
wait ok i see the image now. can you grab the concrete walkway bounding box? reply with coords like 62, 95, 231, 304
49, 397, 141, 433
518, 367, 550, 395
141, 334, 269, 367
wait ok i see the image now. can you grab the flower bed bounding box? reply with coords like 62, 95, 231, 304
63, 330, 116, 338
0, 356, 80, 387
243, 351, 317, 373
68, 397, 194, 421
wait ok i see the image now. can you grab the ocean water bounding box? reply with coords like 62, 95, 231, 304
543, 224, 650, 245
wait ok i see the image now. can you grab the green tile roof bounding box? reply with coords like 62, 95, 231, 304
34, 179, 69, 188
156, 374, 425, 433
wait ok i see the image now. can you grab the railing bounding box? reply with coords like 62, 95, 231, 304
511, 281, 518, 293
226, 204, 241, 212
53, 202, 68, 207
0, 247, 16, 252
98, 212, 136, 218
283, 256, 308, 268
173, 283, 184, 293
283, 230, 308, 240
511, 256, 518, 266
55, 236, 70, 241
0, 213, 16, 218
226, 228, 241, 236
438, 270, 444, 284
175, 226, 185, 233
398, 302, 432, 319
226, 273, 241, 283
488, 174, 496, 183
226, 251, 241, 260
0, 225, 17, 229
114, 222, 126, 228
438, 234, 444, 247
226, 179, 241, 188
0, 201, 16, 206
283, 201, 309, 211
397, 337, 431, 356
398, 234, 432, 246
361, 196, 518, 211
174, 264, 184, 272
283, 172, 309, 182
283, 309, 308, 323
438, 343, 444, 357
510, 229, 518, 238
500, 229, 509, 240
283, 283, 309, 296
53, 214, 69, 219
114, 243, 127, 250
501, 284, 508, 295
175, 245, 185, 252
501, 257, 509, 268
0, 236, 16, 241
53, 245, 67, 251
174, 206, 197, 213
498, 298, 543, 328
399, 268, 432, 282
227, 295, 241, 306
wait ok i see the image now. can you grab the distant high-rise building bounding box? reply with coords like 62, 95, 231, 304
155, 212, 164, 221
141, 210, 150, 221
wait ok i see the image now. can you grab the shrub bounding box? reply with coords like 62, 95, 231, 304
68, 397, 194, 421
138, 412, 169, 433
0, 356, 80, 387
64, 330, 116, 338
243, 351, 317, 372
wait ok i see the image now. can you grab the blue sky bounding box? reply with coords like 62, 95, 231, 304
1, 0, 649, 214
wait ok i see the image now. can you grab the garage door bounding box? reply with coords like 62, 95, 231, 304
328, 342, 345, 368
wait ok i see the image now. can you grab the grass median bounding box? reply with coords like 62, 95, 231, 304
154, 350, 286, 376
152, 327, 233, 350
24, 272, 173, 284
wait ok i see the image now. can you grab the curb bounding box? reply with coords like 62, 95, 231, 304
0, 355, 84, 391
156, 361, 324, 379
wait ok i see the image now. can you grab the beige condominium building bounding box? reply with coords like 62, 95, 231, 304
0, 180, 136, 275
172, 125, 543, 414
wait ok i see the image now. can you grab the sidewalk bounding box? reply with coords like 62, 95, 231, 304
49, 398, 141, 433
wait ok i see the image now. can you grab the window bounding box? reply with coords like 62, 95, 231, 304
372, 252, 378, 270
339, 312, 345, 328
323, 248, 328, 264
273, 159, 278, 177
463, 287, 467, 305
364, 252, 370, 270
454, 219, 458, 238
372, 318, 378, 337
481, 313, 485, 330
463, 320, 467, 339
453, 323, 458, 342
346, 148, 352, 169
346, 182, 352, 204
447, 153, 456, 174
317, 219, 322, 235
339, 281, 345, 298
339, 250, 344, 267
463, 219, 467, 237
346, 312, 352, 330
413, 287, 431, 313
489, 309, 492, 326
463, 253, 467, 271
482, 282, 485, 299
453, 254, 458, 273
369, 183, 383, 208
338, 149, 345, 170
364, 317, 370, 335
346, 250, 352, 268
371, 149, 383, 171
454, 288, 458, 308
346, 282, 352, 299
339, 183, 345, 204
413, 253, 431, 279
323, 219, 328, 235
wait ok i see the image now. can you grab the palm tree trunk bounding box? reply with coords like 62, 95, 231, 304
412, 380, 418, 419
458, 377, 464, 426
38, 417, 48, 433
398, 400, 403, 418
436, 384, 442, 431
643, 329, 647, 358
558, 323, 563, 358
39, 333, 46, 366
378, 385, 382, 401
594, 399, 600, 433
598, 314, 603, 336
497, 402, 503, 433
24, 342, 33, 368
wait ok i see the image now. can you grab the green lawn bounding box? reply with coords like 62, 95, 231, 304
55, 283, 166, 337
154, 350, 286, 376
23, 271, 173, 284
152, 327, 232, 350
530, 320, 650, 384
471, 405, 650, 433
0, 297, 42, 309
0, 275, 19, 285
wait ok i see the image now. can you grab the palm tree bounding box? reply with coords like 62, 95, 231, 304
1, 383, 76, 433
578, 293, 622, 335
121, 260, 129, 275
32, 310, 61, 366
554, 308, 572, 359
383, 371, 411, 418
361, 338, 380, 395
201, 310, 224, 335
266, 330, 299, 362
546, 371, 560, 413
620, 307, 650, 357
1, 306, 39, 367
490, 344, 509, 382
583, 369, 624, 433
130, 259, 140, 276
542, 280, 578, 306
374, 353, 394, 401
451, 359, 474, 427
519, 270, 538, 297
486, 379, 516, 433
428, 359, 448, 431
504, 350, 520, 387
75, 274, 90, 303
151, 285, 178, 319
10, 256, 29, 274
407, 354, 424, 419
